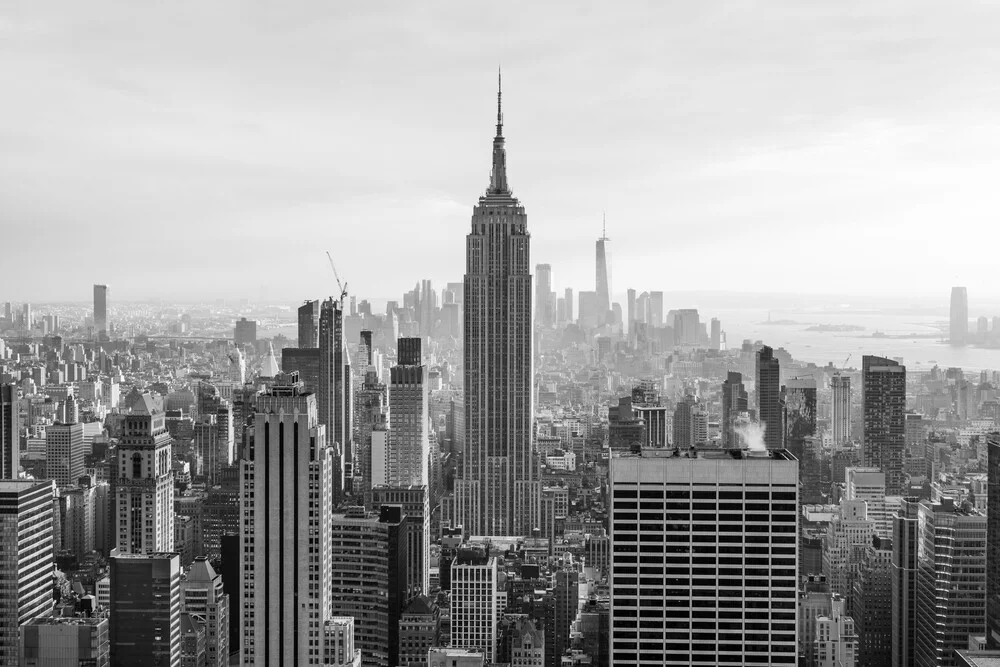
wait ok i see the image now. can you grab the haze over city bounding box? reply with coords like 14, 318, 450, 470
3, 1, 1000, 302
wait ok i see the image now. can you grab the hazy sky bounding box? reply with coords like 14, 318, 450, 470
2, 1, 999, 308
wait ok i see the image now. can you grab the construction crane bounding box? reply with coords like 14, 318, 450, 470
842, 354, 851, 370
325, 251, 348, 306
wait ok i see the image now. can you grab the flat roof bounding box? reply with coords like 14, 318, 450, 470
612, 447, 796, 461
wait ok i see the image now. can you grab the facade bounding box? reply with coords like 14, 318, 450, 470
756, 345, 784, 449
814, 595, 857, 667
180, 557, 229, 667
851, 535, 893, 666
989, 434, 1000, 649
845, 467, 890, 537
298, 299, 319, 348
455, 76, 539, 537
354, 370, 387, 493
329, 506, 412, 667
367, 485, 430, 598
950, 286, 968, 344
240, 373, 333, 667
46, 421, 85, 488
721, 372, 748, 448
110, 552, 182, 667
823, 500, 874, 612
609, 448, 799, 665
862, 356, 906, 496
389, 338, 429, 487
20, 615, 110, 667
891, 498, 920, 667
319, 297, 349, 500
1, 384, 15, 478
94, 284, 109, 340
281, 348, 320, 395
710, 317, 722, 350
831, 374, 852, 446
913, 499, 987, 667
510, 617, 544, 667
0, 480, 56, 667
450, 550, 500, 662
397, 595, 441, 667
323, 618, 362, 667
112, 394, 174, 553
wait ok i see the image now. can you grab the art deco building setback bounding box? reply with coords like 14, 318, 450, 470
609, 448, 798, 666
455, 73, 539, 537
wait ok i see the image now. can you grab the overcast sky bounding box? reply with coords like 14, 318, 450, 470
2, 1, 999, 307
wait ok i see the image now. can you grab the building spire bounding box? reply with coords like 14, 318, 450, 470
488, 68, 509, 194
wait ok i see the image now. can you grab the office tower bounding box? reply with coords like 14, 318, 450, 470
564, 287, 573, 323
1, 384, 15, 479
831, 374, 852, 446
535, 264, 553, 327
203, 466, 239, 563
194, 416, 222, 484
330, 506, 413, 667
813, 595, 858, 667
389, 338, 429, 487
823, 500, 875, 611
320, 297, 350, 500
852, 534, 893, 666
233, 317, 257, 346
0, 480, 55, 667
862, 356, 907, 496
112, 395, 174, 553
625, 287, 636, 329
577, 291, 599, 329
455, 75, 538, 538
631, 382, 668, 448
784, 378, 817, 449
94, 284, 109, 340
45, 421, 85, 488
355, 370, 388, 493
240, 372, 333, 667
323, 617, 362, 667
360, 330, 374, 367
913, 498, 986, 667
281, 347, 320, 394
672, 394, 696, 448
691, 405, 709, 445
368, 485, 430, 599
180, 557, 229, 667
298, 299, 319, 348
397, 595, 441, 667
950, 286, 969, 345
987, 434, 1000, 649
648, 291, 663, 327
892, 498, 920, 667
61, 482, 97, 560
710, 317, 721, 350
22, 302, 31, 328
596, 224, 611, 321
450, 547, 500, 662
19, 615, 110, 667
608, 396, 646, 451
756, 345, 785, 449
110, 552, 181, 667
845, 467, 890, 537
721, 372, 748, 448
609, 449, 798, 665
553, 569, 579, 662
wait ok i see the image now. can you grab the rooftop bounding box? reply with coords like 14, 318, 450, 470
612, 447, 796, 461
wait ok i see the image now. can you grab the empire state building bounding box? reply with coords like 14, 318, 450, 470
455, 74, 539, 537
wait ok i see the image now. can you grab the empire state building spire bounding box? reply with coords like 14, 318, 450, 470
488, 68, 509, 195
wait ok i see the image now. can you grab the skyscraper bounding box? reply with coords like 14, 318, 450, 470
710, 317, 721, 350
94, 284, 109, 341
180, 557, 230, 667
831, 373, 852, 446
564, 287, 573, 324
19, 616, 110, 667
2, 384, 17, 479
950, 286, 969, 345
240, 372, 334, 667
298, 299, 319, 348
46, 421, 85, 488
756, 345, 784, 449
450, 547, 500, 662
319, 297, 350, 501
720, 372, 748, 448
534, 264, 553, 327
784, 377, 817, 457
862, 356, 906, 496
455, 74, 539, 537
389, 338, 429, 487
596, 222, 611, 322
0, 480, 55, 667
112, 394, 174, 554
626, 288, 636, 332
892, 498, 921, 667
110, 552, 181, 667
986, 434, 1000, 649
355, 370, 387, 493
609, 448, 798, 665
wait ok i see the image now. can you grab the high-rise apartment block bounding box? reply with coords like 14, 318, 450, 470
45, 421, 85, 488
240, 372, 333, 666
110, 552, 181, 667
609, 449, 799, 665
862, 356, 906, 496
389, 338, 429, 488
831, 374, 852, 446
455, 76, 539, 537
0, 480, 55, 667
112, 395, 174, 553
94, 284, 109, 340
756, 345, 784, 449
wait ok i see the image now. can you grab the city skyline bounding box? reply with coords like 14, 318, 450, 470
4, 2, 1000, 301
